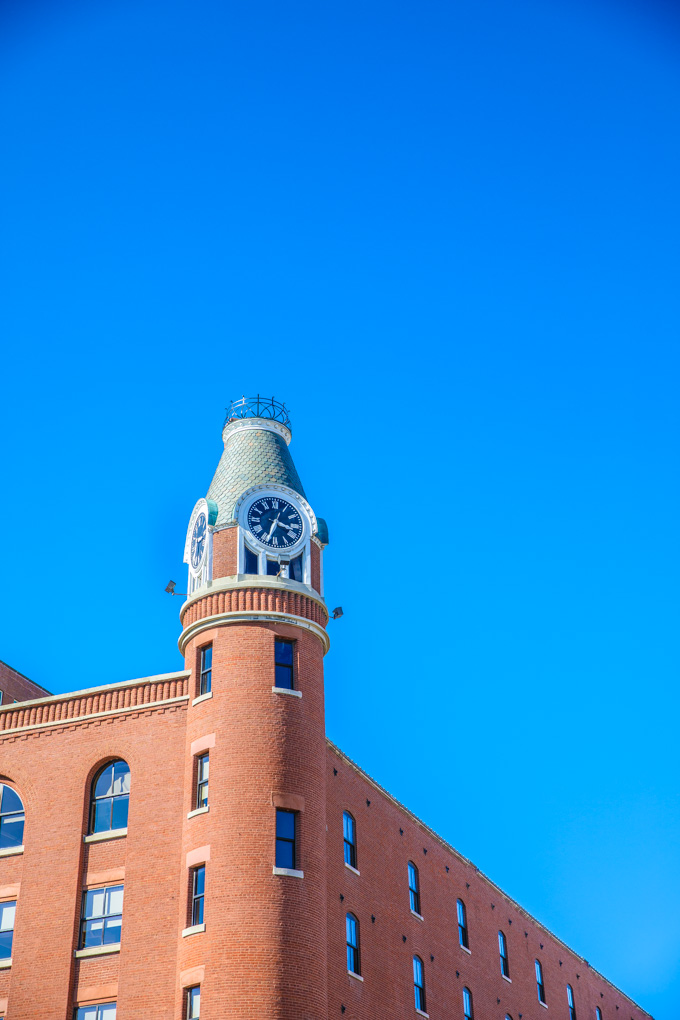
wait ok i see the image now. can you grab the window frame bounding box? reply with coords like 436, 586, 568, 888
243, 543, 259, 575
186, 985, 200, 1019
0, 784, 24, 850
567, 984, 576, 1020
89, 760, 130, 835
199, 645, 212, 697
275, 808, 296, 869
80, 884, 124, 949
596, 1009, 603, 1020
535, 958, 546, 1004
463, 986, 474, 1020
196, 753, 209, 809
0, 900, 16, 960
413, 954, 426, 1012
191, 866, 205, 926
408, 861, 421, 915
457, 898, 469, 949
498, 928, 510, 977
346, 912, 360, 975
274, 638, 295, 691
74, 1006, 117, 1020
343, 811, 357, 869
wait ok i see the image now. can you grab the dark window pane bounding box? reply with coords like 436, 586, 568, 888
1, 786, 22, 814
276, 810, 295, 839
274, 664, 293, 689
0, 930, 13, 958
95, 766, 114, 799
267, 559, 279, 575
194, 867, 205, 896
202, 646, 212, 670
112, 762, 130, 796
193, 897, 204, 925
94, 799, 112, 833
244, 545, 259, 574
111, 796, 129, 830
0, 814, 24, 848
290, 553, 303, 582
275, 839, 294, 869
275, 640, 294, 665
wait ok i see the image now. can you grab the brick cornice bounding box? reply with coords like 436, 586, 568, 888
179, 609, 330, 655
179, 575, 328, 623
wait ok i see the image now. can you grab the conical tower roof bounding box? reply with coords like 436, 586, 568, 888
206, 398, 306, 528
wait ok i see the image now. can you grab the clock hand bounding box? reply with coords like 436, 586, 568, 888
266, 515, 280, 540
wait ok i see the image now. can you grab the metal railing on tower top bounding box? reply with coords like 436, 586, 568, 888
225, 395, 291, 429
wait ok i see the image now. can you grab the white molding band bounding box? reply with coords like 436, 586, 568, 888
272, 867, 304, 879
179, 611, 330, 655
74, 943, 121, 959
0, 670, 190, 713
83, 828, 128, 845
222, 417, 292, 446
181, 923, 206, 938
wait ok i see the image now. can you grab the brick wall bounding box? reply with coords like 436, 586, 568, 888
0, 660, 51, 705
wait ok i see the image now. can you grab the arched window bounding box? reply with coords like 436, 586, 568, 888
346, 912, 360, 975
596, 1009, 603, 1020
463, 987, 474, 1020
498, 929, 509, 977
535, 959, 546, 1004
90, 761, 130, 834
413, 955, 426, 1012
457, 898, 469, 948
567, 984, 576, 1020
408, 861, 421, 915
343, 812, 357, 869
0, 785, 24, 849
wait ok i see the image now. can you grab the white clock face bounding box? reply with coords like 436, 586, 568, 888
191, 512, 207, 568
247, 497, 303, 549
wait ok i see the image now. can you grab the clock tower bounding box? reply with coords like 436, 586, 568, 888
177, 396, 330, 1019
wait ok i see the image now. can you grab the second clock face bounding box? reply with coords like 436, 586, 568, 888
247, 497, 303, 549
191, 512, 207, 568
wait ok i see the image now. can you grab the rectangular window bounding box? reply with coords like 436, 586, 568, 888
536, 959, 546, 1003
196, 754, 209, 809
567, 984, 576, 1020
463, 987, 474, 1020
343, 812, 356, 869
244, 544, 258, 574
199, 646, 212, 696
266, 558, 279, 576
75, 1006, 116, 1020
499, 929, 509, 977
346, 913, 360, 974
187, 986, 200, 1019
275, 809, 296, 869
457, 898, 469, 948
274, 639, 294, 690
0, 691, 3, 705
80, 885, 124, 948
413, 955, 426, 1012
191, 866, 205, 926
0, 901, 15, 959
289, 552, 303, 582
408, 862, 420, 914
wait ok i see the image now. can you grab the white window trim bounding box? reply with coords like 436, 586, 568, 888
539, 1001, 548, 1009
272, 866, 304, 879
0, 846, 23, 858
410, 909, 424, 921
192, 692, 213, 707
0, 958, 11, 969
74, 942, 121, 959
460, 943, 472, 954
348, 970, 364, 982
272, 686, 302, 698
416, 1010, 429, 1019
187, 806, 209, 820
83, 828, 127, 844
182, 922, 206, 938
502, 974, 512, 983
344, 862, 360, 876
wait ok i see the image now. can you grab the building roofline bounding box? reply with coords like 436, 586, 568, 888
0, 670, 190, 710
0, 659, 52, 696
327, 739, 653, 1019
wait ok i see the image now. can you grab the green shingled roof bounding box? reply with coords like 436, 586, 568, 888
207, 425, 306, 527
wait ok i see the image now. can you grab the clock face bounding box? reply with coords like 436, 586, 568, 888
247, 497, 303, 549
191, 512, 207, 568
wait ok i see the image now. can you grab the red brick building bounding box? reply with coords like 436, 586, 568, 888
0, 397, 652, 1020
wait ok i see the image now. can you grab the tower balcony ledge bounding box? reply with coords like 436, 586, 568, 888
179, 574, 328, 625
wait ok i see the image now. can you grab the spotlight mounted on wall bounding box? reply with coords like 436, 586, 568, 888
164, 580, 187, 597
332, 607, 344, 620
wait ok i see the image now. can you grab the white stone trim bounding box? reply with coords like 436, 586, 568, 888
83, 828, 127, 844
502, 974, 512, 983
460, 944, 472, 954
1, 696, 189, 737
348, 971, 364, 982
74, 943, 120, 959
0, 846, 23, 859
187, 806, 209, 820
180, 611, 330, 655
272, 687, 302, 698
411, 909, 424, 921
415, 1010, 429, 1019
223, 417, 292, 446
0, 958, 11, 969
272, 867, 304, 879
0, 671, 190, 712
182, 923, 206, 938
344, 863, 360, 876
192, 692, 213, 707
539, 1001, 548, 1009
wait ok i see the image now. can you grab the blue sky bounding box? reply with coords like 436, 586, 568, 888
1, 0, 678, 1014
